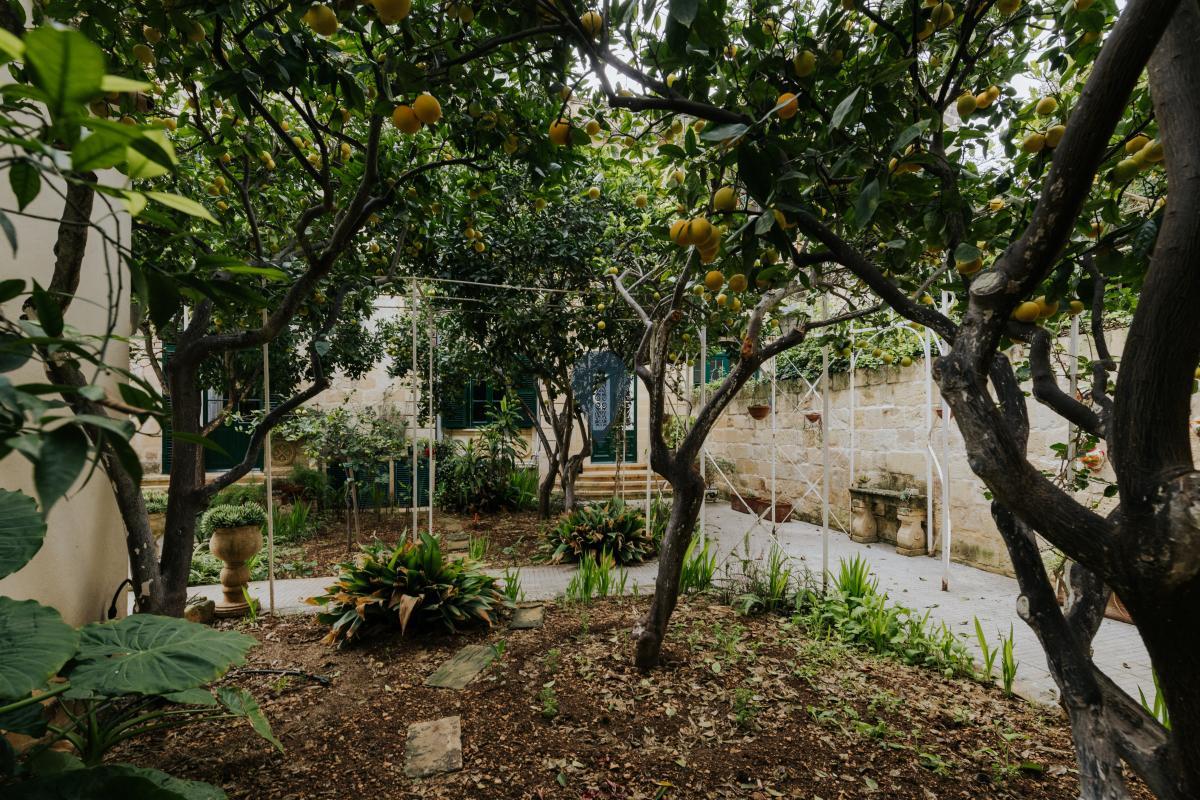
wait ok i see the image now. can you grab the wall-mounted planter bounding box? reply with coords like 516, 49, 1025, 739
747, 404, 771, 420
804, 411, 822, 423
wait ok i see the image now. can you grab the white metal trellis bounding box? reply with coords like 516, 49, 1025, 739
847, 309, 954, 591
697, 321, 845, 587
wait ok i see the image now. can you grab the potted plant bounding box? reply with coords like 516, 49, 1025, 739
746, 378, 771, 420
143, 490, 168, 540
200, 502, 267, 617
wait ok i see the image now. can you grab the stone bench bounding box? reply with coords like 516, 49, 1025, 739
848, 486, 927, 556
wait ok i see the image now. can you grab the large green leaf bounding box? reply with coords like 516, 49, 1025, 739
68, 615, 255, 696
0, 597, 79, 700
22, 27, 105, 120
217, 686, 283, 751
0, 489, 47, 578
32, 424, 88, 511
7, 763, 226, 800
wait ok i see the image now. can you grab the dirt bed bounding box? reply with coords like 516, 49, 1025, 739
298, 509, 550, 574
118, 596, 1143, 799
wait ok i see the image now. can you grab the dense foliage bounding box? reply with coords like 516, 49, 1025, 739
310, 533, 503, 644
435, 397, 529, 513
544, 499, 657, 565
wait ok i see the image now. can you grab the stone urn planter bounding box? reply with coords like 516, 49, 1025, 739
200, 502, 266, 618
747, 403, 771, 420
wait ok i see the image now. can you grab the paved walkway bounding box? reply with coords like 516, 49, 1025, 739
193, 504, 1153, 705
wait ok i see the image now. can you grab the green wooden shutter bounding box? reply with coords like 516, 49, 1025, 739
442, 383, 470, 429
515, 376, 537, 428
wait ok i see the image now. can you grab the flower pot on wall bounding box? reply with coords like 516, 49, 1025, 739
209, 524, 263, 617
748, 404, 771, 420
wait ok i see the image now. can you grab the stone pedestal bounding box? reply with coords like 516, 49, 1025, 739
209, 524, 262, 617
895, 505, 927, 556
850, 496, 878, 544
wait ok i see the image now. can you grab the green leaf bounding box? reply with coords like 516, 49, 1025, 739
854, 178, 881, 229
669, 0, 700, 27
33, 424, 88, 511
891, 120, 931, 154
163, 688, 218, 706
30, 280, 62, 337
0, 28, 25, 62
953, 242, 981, 263
699, 122, 748, 143
219, 265, 288, 281
831, 88, 862, 130
9, 160, 41, 211
0, 209, 16, 255
0, 597, 79, 700
99, 75, 151, 94
124, 130, 176, 180
0, 489, 48, 579
72, 128, 136, 171
23, 27, 105, 119
7, 763, 227, 800
217, 686, 283, 751
69, 615, 255, 696
0, 278, 24, 303
145, 192, 217, 223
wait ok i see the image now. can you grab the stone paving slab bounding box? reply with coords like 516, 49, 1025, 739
404, 716, 462, 778
424, 644, 496, 689
509, 604, 545, 630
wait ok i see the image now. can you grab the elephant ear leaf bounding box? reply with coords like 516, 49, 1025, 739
68, 616, 255, 696
5, 763, 226, 799
0, 489, 47, 579
0, 597, 78, 701
216, 686, 283, 752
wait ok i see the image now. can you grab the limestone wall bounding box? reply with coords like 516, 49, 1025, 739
705, 326, 1200, 575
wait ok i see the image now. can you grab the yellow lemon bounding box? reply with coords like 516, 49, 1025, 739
549, 118, 571, 146
392, 105, 421, 133
775, 92, 799, 119
713, 186, 737, 212
303, 5, 339, 36
412, 93, 442, 124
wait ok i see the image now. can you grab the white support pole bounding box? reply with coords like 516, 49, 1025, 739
769, 359, 777, 536
261, 308, 275, 615
922, 329, 934, 556
427, 304, 435, 538
410, 278, 419, 542
1067, 314, 1081, 462
848, 348, 857, 485
821, 334, 831, 593
699, 327, 708, 546
939, 292, 953, 592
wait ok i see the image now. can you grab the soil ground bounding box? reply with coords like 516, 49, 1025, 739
299, 508, 550, 574
119, 596, 1145, 800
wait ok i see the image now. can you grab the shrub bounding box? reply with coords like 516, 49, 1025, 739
198, 502, 267, 540
211, 482, 266, 508
679, 536, 718, 594
143, 490, 168, 514
188, 543, 314, 586
287, 464, 331, 507
508, 467, 539, 512
794, 556, 974, 677
310, 533, 504, 644
271, 501, 314, 543
543, 499, 655, 565
562, 550, 628, 604
436, 397, 529, 513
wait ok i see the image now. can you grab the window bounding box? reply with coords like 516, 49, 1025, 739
443, 376, 537, 429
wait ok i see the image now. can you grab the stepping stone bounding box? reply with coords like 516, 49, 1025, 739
404, 716, 462, 778
424, 644, 495, 689
509, 604, 544, 630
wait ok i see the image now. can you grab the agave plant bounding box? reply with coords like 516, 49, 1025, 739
309, 533, 504, 644
543, 499, 656, 565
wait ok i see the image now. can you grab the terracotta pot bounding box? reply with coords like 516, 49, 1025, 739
209, 524, 263, 617
748, 404, 771, 420
804, 411, 822, 423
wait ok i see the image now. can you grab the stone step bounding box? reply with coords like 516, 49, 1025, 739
424, 644, 496, 690
405, 716, 462, 778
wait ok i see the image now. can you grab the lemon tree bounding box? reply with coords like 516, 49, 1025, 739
542, 0, 1199, 791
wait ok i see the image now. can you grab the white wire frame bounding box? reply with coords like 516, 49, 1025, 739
846, 304, 954, 590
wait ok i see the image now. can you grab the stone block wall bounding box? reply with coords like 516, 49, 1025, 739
705, 326, 1200, 576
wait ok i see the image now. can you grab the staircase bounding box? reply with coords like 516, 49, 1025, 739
574, 463, 672, 502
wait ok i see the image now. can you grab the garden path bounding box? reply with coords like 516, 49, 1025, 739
190, 505, 1154, 706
